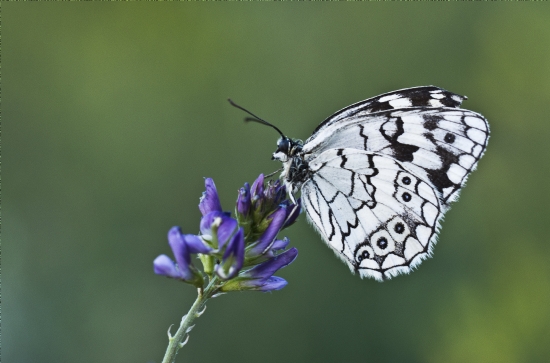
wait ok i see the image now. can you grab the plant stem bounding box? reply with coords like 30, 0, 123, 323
161, 277, 220, 363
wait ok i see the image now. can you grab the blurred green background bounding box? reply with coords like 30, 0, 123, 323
4, 3, 550, 363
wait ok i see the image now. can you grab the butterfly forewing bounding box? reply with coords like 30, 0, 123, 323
312, 86, 466, 134
303, 107, 489, 206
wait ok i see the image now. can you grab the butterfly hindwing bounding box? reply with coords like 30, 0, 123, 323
302, 148, 443, 281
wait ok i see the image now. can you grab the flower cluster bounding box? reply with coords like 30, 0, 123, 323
154, 175, 300, 292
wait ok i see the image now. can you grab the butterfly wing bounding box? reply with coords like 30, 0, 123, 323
303, 98, 489, 206
302, 148, 443, 281
312, 86, 465, 134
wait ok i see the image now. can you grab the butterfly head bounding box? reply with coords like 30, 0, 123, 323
272, 137, 303, 162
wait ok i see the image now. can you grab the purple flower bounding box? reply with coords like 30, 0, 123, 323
264, 179, 286, 208
246, 175, 298, 234
271, 237, 290, 251
282, 198, 301, 229
200, 211, 238, 250
250, 174, 264, 199
242, 247, 298, 280
182, 233, 213, 254
167, 227, 194, 281
216, 228, 245, 280
221, 248, 298, 292
153, 255, 180, 278
236, 182, 251, 218
199, 178, 222, 216
153, 227, 209, 287
222, 276, 288, 292
248, 207, 287, 257
155, 174, 299, 293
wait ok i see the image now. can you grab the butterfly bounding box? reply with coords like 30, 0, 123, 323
231, 86, 489, 281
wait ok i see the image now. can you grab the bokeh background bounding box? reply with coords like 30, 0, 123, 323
4, 3, 550, 363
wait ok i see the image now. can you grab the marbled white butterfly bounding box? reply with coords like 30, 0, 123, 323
232, 86, 489, 281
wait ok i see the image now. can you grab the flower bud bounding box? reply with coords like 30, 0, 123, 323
282, 198, 301, 229
220, 276, 288, 292
199, 178, 222, 216
250, 174, 264, 198
216, 228, 245, 280
236, 183, 251, 218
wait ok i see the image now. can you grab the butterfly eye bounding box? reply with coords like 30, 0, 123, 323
276, 138, 290, 154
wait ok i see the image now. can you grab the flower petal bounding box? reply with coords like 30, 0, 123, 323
254, 276, 288, 292
282, 198, 301, 229
270, 237, 290, 251
217, 217, 238, 249
199, 178, 222, 216
183, 234, 212, 254
199, 211, 237, 250
250, 174, 264, 198
153, 255, 180, 278
242, 247, 298, 280
200, 211, 224, 236
221, 276, 288, 292
216, 228, 245, 280
167, 227, 193, 280
248, 207, 287, 256
236, 183, 251, 217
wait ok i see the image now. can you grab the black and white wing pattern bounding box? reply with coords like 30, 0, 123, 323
302, 86, 489, 207
302, 148, 443, 281
310, 86, 465, 134
291, 86, 489, 280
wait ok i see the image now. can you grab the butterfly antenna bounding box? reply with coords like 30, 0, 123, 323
228, 99, 286, 138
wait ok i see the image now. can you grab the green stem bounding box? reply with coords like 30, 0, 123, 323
161, 277, 220, 363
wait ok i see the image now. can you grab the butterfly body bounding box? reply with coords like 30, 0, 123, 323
272, 137, 308, 197
271, 86, 489, 281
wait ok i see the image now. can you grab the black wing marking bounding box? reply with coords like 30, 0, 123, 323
303, 108, 489, 207
301, 149, 443, 281
312, 86, 465, 135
